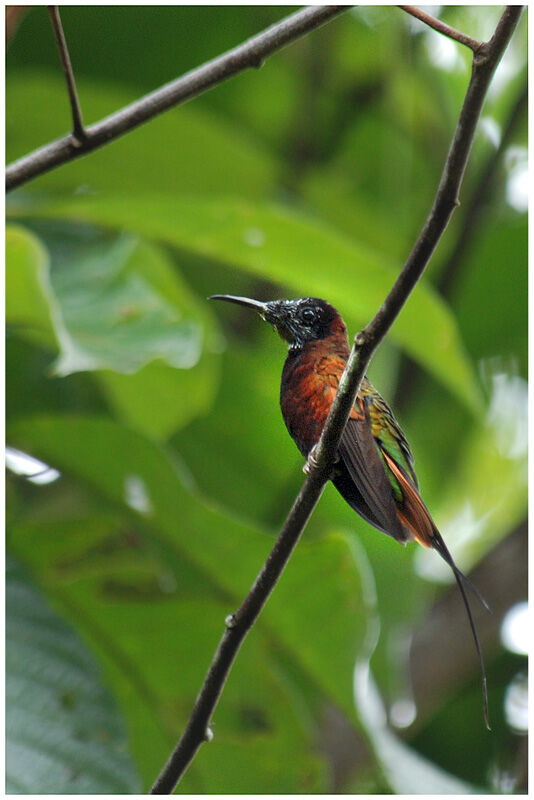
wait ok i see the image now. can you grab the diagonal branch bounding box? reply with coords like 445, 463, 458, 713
6, 5, 349, 192
399, 5, 483, 51
150, 5, 523, 794
47, 6, 86, 144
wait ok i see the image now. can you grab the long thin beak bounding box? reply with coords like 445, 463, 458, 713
209, 294, 269, 317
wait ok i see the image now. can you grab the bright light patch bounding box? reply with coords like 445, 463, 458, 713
414, 501, 487, 583
504, 145, 528, 212
504, 671, 528, 733
425, 31, 464, 72
244, 227, 265, 248
506, 164, 528, 213
486, 371, 528, 460
390, 698, 417, 729
489, 45, 523, 100
124, 474, 152, 514
480, 116, 501, 149
501, 601, 529, 656
5, 446, 60, 485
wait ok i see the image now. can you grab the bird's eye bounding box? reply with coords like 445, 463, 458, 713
301, 307, 316, 324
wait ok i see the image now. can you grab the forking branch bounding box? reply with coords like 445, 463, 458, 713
399, 5, 484, 51
6, 6, 349, 191
150, 6, 523, 794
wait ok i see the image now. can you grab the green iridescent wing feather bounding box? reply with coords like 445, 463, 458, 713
359, 378, 418, 496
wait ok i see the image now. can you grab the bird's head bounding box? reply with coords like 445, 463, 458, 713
210, 294, 346, 350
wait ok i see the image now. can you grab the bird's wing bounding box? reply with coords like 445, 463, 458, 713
338, 395, 409, 543
364, 388, 419, 491
359, 386, 433, 543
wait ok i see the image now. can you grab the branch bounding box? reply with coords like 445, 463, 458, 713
150, 5, 522, 794
399, 5, 483, 52
6, 5, 349, 192
47, 6, 86, 143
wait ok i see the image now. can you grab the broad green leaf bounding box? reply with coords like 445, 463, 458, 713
453, 215, 527, 379
17, 194, 482, 414
10, 221, 221, 440
301, 169, 409, 260
56, 235, 221, 440
6, 225, 58, 350
173, 329, 302, 527
49, 234, 204, 377
8, 512, 327, 792
9, 416, 368, 723
416, 364, 528, 581
6, 72, 279, 198
6, 556, 140, 794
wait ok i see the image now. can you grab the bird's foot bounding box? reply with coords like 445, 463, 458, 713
303, 445, 340, 475
303, 445, 319, 475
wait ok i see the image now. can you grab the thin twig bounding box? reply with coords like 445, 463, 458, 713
47, 6, 86, 143
150, 5, 522, 794
6, 6, 349, 192
399, 5, 483, 52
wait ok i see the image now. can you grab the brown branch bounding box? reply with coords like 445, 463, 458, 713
150, 5, 523, 794
399, 5, 483, 52
47, 6, 86, 144
6, 5, 350, 192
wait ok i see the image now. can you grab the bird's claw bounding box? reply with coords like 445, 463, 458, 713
303, 446, 319, 475
303, 445, 340, 475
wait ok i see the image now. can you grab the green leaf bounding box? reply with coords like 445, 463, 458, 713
173, 330, 302, 527
453, 215, 527, 379
48, 233, 204, 377
52, 234, 221, 439
10, 515, 326, 792
6, 72, 279, 198
6, 225, 58, 350
418, 364, 527, 580
10, 221, 221, 440
6, 556, 140, 794
17, 194, 482, 414
9, 415, 369, 789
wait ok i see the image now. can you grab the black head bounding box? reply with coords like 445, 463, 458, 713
209, 295, 344, 350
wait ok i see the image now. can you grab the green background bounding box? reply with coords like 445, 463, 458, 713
6, 6, 527, 793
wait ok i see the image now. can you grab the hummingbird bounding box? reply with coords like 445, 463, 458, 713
211, 293, 490, 728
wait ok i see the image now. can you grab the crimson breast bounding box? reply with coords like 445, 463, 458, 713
280, 341, 348, 457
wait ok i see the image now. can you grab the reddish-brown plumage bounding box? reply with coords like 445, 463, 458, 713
280, 318, 350, 456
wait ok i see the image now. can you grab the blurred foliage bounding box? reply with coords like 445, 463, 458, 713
6, 556, 141, 793
6, 6, 527, 794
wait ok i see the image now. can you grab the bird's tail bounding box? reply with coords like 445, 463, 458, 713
383, 451, 491, 729
428, 526, 491, 731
